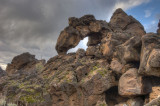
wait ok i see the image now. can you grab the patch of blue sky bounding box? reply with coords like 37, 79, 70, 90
126, 0, 160, 32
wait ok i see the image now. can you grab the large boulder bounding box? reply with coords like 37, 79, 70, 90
116, 36, 141, 64
6, 52, 45, 75
101, 32, 133, 59
118, 68, 145, 97
139, 33, 160, 76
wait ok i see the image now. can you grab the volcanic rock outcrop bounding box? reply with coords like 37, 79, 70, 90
0, 8, 160, 106
56, 8, 145, 56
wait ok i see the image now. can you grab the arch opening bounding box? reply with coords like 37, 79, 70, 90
67, 37, 88, 53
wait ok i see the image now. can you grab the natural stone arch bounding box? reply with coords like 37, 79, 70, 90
55, 8, 146, 56
55, 15, 111, 55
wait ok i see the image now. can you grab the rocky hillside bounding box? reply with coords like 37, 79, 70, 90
0, 8, 160, 106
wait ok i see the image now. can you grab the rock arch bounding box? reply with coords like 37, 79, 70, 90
55, 15, 112, 55
55, 8, 146, 57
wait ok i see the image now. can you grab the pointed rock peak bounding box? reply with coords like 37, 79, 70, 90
109, 8, 145, 36
109, 8, 130, 30
113, 8, 127, 15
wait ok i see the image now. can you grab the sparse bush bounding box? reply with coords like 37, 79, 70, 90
0, 97, 18, 106
8, 103, 17, 106
0, 98, 6, 106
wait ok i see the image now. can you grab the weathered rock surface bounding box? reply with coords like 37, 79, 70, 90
139, 33, 160, 76
149, 86, 160, 102
101, 32, 133, 59
1, 8, 160, 106
109, 8, 145, 36
116, 36, 141, 64
56, 26, 81, 55
144, 96, 160, 106
56, 15, 111, 55
6, 52, 39, 75
45, 54, 116, 106
118, 68, 144, 97
110, 58, 124, 74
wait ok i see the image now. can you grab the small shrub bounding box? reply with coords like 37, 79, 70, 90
8, 103, 17, 106
0, 98, 6, 106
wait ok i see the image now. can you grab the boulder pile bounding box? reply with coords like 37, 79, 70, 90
0, 8, 160, 106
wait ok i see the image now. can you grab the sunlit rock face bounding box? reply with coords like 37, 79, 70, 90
1, 8, 160, 106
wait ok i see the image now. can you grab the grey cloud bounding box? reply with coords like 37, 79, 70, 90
0, 0, 151, 66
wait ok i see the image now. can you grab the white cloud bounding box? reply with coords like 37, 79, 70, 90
0, 63, 7, 70
151, 20, 156, 24
145, 10, 151, 18
0, 0, 151, 65
144, 20, 158, 33
113, 0, 150, 11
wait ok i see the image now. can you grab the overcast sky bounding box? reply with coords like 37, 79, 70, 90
0, 0, 159, 70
